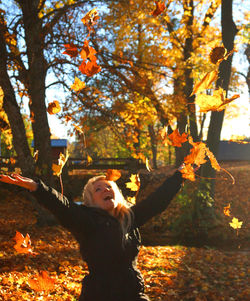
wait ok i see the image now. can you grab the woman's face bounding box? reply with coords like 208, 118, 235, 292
92, 180, 117, 213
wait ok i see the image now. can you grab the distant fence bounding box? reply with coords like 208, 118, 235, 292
67, 157, 145, 170
0, 156, 146, 173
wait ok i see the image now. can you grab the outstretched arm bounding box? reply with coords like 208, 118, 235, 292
0, 174, 93, 237
131, 170, 183, 228
0, 174, 38, 191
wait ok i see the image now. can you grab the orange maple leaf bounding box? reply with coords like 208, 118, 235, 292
47, 100, 61, 115
181, 137, 222, 181
184, 140, 208, 166
105, 169, 121, 181
13, 231, 37, 255
223, 204, 231, 216
79, 57, 101, 77
151, 1, 166, 17
28, 271, 55, 292
180, 163, 196, 181
62, 43, 78, 58
168, 129, 188, 147
80, 40, 97, 61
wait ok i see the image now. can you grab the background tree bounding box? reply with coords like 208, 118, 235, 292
0, 0, 94, 182
201, 0, 238, 194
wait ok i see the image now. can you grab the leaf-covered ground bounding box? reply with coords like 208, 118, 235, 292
0, 162, 249, 300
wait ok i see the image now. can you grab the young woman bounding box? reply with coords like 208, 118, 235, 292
0, 168, 184, 301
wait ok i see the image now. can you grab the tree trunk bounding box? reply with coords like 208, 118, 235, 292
0, 17, 35, 177
148, 124, 158, 169
183, 0, 199, 143
19, 0, 53, 184
202, 0, 238, 195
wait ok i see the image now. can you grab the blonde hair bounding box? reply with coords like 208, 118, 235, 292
82, 175, 134, 242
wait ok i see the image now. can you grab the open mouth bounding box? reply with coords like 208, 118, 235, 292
104, 196, 113, 201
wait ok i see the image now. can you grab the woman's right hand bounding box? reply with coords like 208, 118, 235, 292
0, 174, 38, 192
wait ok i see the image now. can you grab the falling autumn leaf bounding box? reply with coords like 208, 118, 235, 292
196, 88, 240, 113
13, 231, 37, 255
81, 8, 99, 28
105, 169, 121, 181
224, 204, 231, 217
209, 46, 226, 64
180, 163, 196, 181
191, 70, 218, 96
151, 1, 166, 17
79, 57, 101, 77
168, 129, 188, 147
71, 77, 86, 92
86, 154, 93, 166
127, 196, 136, 205
184, 138, 207, 167
28, 271, 55, 292
47, 100, 61, 115
229, 217, 243, 230
52, 151, 69, 177
80, 40, 97, 61
62, 43, 78, 58
126, 174, 140, 192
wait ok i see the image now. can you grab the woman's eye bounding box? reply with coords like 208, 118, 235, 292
95, 188, 101, 192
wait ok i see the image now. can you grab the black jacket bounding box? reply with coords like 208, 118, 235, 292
32, 171, 183, 301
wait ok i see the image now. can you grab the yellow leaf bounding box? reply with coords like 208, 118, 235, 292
229, 217, 243, 230
70, 77, 86, 92
191, 70, 218, 96
127, 196, 136, 205
52, 151, 69, 177
196, 89, 240, 113
126, 174, 140, 192
87, 154, 93, 165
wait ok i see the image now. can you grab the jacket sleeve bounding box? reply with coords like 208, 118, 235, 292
31, 180, 94, 238
131, 171, 183, 228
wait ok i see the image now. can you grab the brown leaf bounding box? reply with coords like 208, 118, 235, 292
209, 46, 226, 64
62, 43, 78, 58
151, 1, 166, 17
